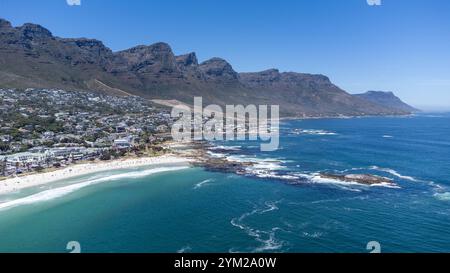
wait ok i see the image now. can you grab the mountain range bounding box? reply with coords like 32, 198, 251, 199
0, 18, 418, 117
354, 91, 419, 113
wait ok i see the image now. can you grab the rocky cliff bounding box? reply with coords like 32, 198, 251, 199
0, 18, 414, 117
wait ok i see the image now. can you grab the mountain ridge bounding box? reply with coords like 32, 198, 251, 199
354, 91, 419, 113
0, 18, 416, 117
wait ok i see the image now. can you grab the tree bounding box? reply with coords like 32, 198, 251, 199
0, 158, 7, 176
100, 151, 111, 161
0, 142, 9, 152
35, 165, 45, 173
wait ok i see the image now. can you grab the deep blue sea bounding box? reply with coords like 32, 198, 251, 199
0, 113, 449, 253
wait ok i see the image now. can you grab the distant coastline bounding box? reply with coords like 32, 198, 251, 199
279, 113, 416, 121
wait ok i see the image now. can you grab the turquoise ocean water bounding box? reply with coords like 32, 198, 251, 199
0, 113, 449, 253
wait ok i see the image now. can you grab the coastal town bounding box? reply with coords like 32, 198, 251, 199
0, 88, 401, 189
0, 88, 174, 178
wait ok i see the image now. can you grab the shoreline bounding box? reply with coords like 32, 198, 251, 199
279, 113, 415, 121
0, 154, 192, 195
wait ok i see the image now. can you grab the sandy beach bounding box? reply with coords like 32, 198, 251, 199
0, 155, 191, 195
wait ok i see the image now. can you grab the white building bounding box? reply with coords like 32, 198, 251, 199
0, 152, 48, 164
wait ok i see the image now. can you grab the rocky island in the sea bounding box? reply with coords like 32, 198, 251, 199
318, 173, 396, 186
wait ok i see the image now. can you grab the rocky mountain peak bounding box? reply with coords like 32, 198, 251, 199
263, 68, 280, 74
0, 18, 12, 29
0, 17, 416, 117
120, 42, 174, 57
115, 42, 179, 74
282, 73, 331, 84
240, 70, 332, 89
148, 42, 173, 52
239, 69, 281, 86
63, 38, 108, 49
60, 38, 113, 57
19, 23, 53, 40
176, 52, 198, 67
355, 91, 419, 113
56, 38, 114, 67
199, 57, 238, 82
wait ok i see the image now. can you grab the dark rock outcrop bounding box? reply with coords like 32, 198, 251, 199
115, 43, 179, 74
176, 52, 199, 67
319, 173, 395, 186
176, 52, 204, 80
19, 23, 53, 40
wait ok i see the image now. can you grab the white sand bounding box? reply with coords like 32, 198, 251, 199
0, 155, 191, 195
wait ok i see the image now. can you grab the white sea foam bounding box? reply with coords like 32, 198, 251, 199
382, 135, 394, 138
226, 155, 286, 165
250, 161, 286, 170
177, 246, 192, 253
241, 157, 298, 182
230, 201, 284, 252
306, 173, 361, 186
354, 165, 442, 190
0, 166, 189, 211
260, 201, 281, 213
252, 228, 284, 252
370, 182, 401, 189
225, 155, 289, 180
193, 179, 215, 189
370, 166, 418, 181
0, 155, 191, 195
209, 145, 241, 151
308, 174, 365, 191
206, 151, 227, 158
302, 231, 323, 238
297, 172, 398, 190
291, 129, 337, 136
249, 170, 298, 181
213, 147, 404, 191
227, 157, 403, 190
434, 192, 450, 201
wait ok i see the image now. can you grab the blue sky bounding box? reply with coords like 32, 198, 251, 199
1, 0, 449, 110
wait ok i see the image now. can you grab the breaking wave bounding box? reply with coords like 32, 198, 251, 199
211, 149, 402, 191
193, 179, 215, 189
434, 192, 450, 202
206, 151, 227, 158
230, 201, 285, 252
299, 173, 400, 190
370, 166, 419, 182
302, 231, 323, 238
291, 129, 337, 136
205, 145, 426, 192
177, 246, 192, 253
0, 166, 189, 211
209, 145, 241, 151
